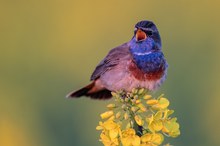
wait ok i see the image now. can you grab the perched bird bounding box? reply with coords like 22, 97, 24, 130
66, 20, 168, 99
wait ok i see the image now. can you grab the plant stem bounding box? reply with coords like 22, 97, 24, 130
128, 107, 143, 136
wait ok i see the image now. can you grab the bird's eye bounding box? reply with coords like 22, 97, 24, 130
146, 30, 153, 36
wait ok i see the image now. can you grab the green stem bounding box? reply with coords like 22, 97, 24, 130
128, 107, 142, 136
132, 118, 142, 136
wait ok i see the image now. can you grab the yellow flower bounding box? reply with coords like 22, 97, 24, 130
136, 103, 147, 113
96, 120, 121, 139
163, 109, 174, 119
101, 111, 114, 119
152, 98, 169, 110
97, 90, 180, 146
135, 99, 141, 104
121, 128, 141, 146
146, 112, 163, 132
135, 115, 144, 126
146, 99, 158, 105
141, 133, 164, 145
100, 132, 119, 146
103, 120, 120, 131
162, 118, 180, 137
108, 116, 115, 121
96, 121, 104, 130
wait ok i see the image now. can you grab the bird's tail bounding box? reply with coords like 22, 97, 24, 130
66, 82, 112, 100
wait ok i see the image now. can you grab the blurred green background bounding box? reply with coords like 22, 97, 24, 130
1, 0, 220, 146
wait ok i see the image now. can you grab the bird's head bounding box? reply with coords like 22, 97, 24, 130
132, 20, 161, 49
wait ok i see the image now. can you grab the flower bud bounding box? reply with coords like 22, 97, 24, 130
134, 95, 139, 100
131, 99, 136, 104
116, 112, 121, 119
100, 111, 114, 119
125, 97, 129, 102
121, 104, 126, 109
111, 92, 117, 97
106, 104, 116, 109
135, 115, 144, 126
124, 112, 129, 120
146, 99, 158, 105
138, 88, 145, 94
131, 107, 138, 112
132, 88, 138, 94
135, 99, 141, 104
143, 95, 152, 100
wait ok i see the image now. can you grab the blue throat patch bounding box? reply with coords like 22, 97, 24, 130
129, 38, 166, 73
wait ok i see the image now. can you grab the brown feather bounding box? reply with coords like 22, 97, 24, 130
66, 81, 112, 100
90, 43, 130, 80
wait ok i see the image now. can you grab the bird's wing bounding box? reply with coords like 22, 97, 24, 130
90, 43, 130, 80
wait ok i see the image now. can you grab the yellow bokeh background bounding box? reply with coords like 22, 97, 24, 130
1, 0, 220, 146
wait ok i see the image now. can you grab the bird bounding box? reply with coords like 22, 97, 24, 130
66, 20, 168, 100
